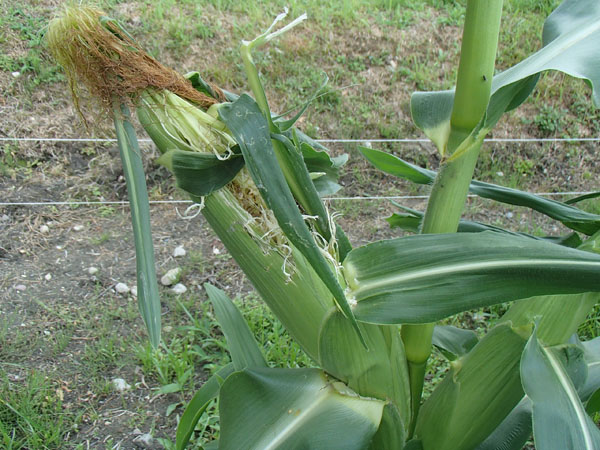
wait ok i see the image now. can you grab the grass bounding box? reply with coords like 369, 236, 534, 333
0, 370, 74, 449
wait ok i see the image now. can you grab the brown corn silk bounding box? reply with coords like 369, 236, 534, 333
46, 5, 224, 114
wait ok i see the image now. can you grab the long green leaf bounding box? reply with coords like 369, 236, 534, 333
271, 133, 332, 241
204, 283, 267, 371
411, 0, 600, 147
416, 323, 530, 450
113, 103, 161, 348
344, 231, 600, 324
361, 147, 600, 235
387, 203, 582, 247
218, 368, 385, 450
521, 330, 600, 450
218, 94, 364, 344
175, 363, 235, 450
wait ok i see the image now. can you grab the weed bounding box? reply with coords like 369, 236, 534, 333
91, 231, 111, 245
533, 105, 567, 135
0, 371, 73, 449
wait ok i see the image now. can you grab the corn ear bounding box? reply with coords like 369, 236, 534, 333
202, 190, 335, 361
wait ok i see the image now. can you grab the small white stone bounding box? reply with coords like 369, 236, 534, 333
112, 378, 131, 392
173, 245, 186, 257
87, 267, 99, 275
171, 283, 187, 295
505, 212, 514, 219
73, 224, 84, 232
44, 330, 51, 336
11, 71, 20, 78
496, 171, 504, 177
115, 283, 130, 294
15, 284, 26, 291
161, 268, 181, 286
212, 247, 221, 255
133, 433, 154, 448
44, 273, 52, 281
130, 286, 138, 297
40, 225, 50, 234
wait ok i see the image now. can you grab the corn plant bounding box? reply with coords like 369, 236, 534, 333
47, 1, 600, 449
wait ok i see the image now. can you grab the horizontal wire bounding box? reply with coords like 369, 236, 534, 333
0, 191, 595, 207
2, 136, 600, 144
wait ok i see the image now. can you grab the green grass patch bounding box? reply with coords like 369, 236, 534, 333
0, 370, 75, 449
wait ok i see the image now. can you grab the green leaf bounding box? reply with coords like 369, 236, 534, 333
218, 94, 364, 345
411, 0, 600, 145
344, 232, 600, 324
185, 71, 224, 101
566, 192, 600, 205
416, 323, 530, 450
581, 337, 600, 402
361, 147, 600, 236
359, 147, 432, 185
474, 398, 532, 450
432, 325, 478, 361
176, 363, 235, 450
500, 293, 598, 346
521, 329, 600, 450
387, 202, 582, 246
113, 103, 161, 348
157, 383, 182, 395
270, 133, 333, 241
402, 440, 423, 450
157, 148, 244, 197
204, 284, 267, 371
386, 213, 421, 234
318, 309, 411, 427
410, 89, 453, 153
218, 368, 385, 450
299, 142, 347, 197
369, 404, 406, 450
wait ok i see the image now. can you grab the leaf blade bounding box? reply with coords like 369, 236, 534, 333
218, 368, 385, 450
361, 147, 600, 235
175, 363, 235, 450
344, 232, 600, 324
204, 283, 267, 371
113, 103, 161, 347
521, 330, 600, 450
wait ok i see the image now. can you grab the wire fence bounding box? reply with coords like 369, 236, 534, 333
2, 137, 600, 144
1, 135, 598, 207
